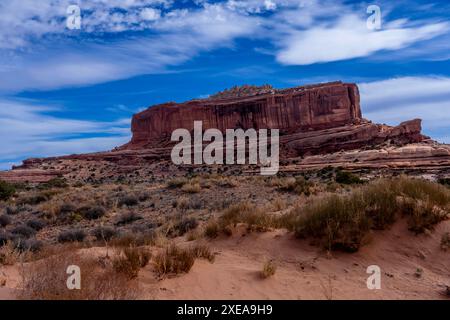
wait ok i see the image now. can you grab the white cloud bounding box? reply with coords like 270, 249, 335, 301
359, 76, 450, 143
141, 8, 161, 21
0, 0, 448, 93
0, 2, 261, 92
276, 15, 449, 65
0, 0, 174, 49
0, 99, 130, 169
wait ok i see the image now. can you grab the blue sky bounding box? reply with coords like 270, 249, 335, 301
1, 0, 450, 170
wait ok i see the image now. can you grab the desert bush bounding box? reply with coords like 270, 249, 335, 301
438, 178, 450, 187
26, 219, 46, 231
110, 231, 157, 248
0, 242, 21, 265
219, 202, 274, 233
277, 176, 313, 196
190, 244, 215, 262
17, 190, 58, 206
77, 205, 106, 220
394, 177, 449, 207
269, 197, 287, 211
261, 260, 277, 279
441, 232, 450, 251
173, 196, 189, 209
58, 203, 77, 215
0, 214, 12, 227
57, 229, 86, 243
181, 182, 201, 194
92, 226, 118, 242
284, 177, 450, 252
152, 245, 195, 277
116, 212, 142, 225
19, 251, 138, 300
38, 178, 68, 189
168, 217, 199, 237
402, 199, 448, 234
167, 178, 188, 189
118, 195, 139, 207
0, 231, 14, 246
293, 194, 371, 252
216, 177, 238, 188
11, 225, 36, 239
186, 229, 202, 241
335, 170, 363, 185
174, 197, 204, 210
204, 220, 219, 239
13, 238, 42, 253
112, 246, 151, 279
0, 180, 16, 201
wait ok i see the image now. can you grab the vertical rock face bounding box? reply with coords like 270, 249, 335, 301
126, 82, 362, 149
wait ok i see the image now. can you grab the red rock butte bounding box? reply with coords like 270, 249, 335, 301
124, 81, 363, 149
1, 81, 450, 183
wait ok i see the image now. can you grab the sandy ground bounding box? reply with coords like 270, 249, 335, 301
1, 220, 449, 300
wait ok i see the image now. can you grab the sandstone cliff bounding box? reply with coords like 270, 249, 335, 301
124, 82, 363, 149
1, 81, 449, 183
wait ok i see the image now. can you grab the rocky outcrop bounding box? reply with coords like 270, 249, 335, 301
124, 82, 363, 149
276, 142, 450, 172
1, 81, 448, 183
281, 119, 424, 156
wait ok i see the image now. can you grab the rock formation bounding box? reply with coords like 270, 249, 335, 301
1, 81, 449, 183
124, 81, 364, 149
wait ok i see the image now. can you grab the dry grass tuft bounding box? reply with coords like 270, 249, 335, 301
219, 201, 274, 233
260, 260, 276, 279
19, 250, 139, 300
0, 242, 22, 266
112, 246, 152, 279
181, 182, 201, 194
283, 177, 450, 252
152, 245, 195, 277
152, 244, 214, 277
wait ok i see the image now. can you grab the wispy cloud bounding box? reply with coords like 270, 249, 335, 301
1, 0, 449, 92
275, 15, 449, 65
0, 2, 261, 92
0, 98, 130, 169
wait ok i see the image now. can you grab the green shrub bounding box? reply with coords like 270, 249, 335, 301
335, 170, 362, 185
38, 178, 68, 189
0, 180, 16, 201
